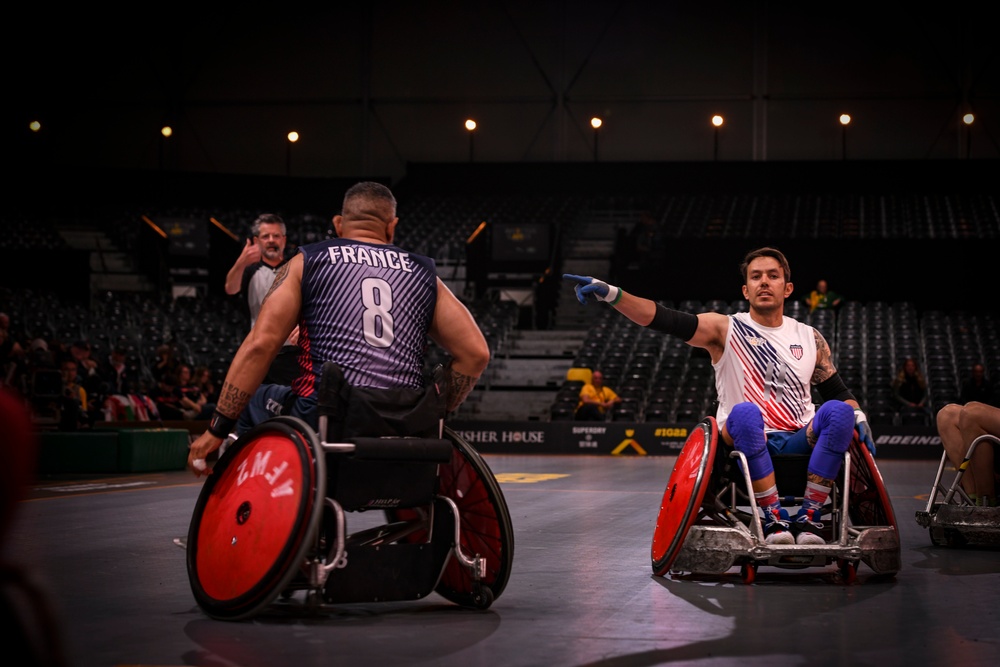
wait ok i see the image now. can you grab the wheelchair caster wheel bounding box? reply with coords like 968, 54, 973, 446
468, 585, 494, 610
740, 562, 757, 585
944, 529, 967, 548
930, 526, 967, 547
838, 559, 857, 584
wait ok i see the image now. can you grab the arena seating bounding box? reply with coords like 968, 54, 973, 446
4, 180, 999, 428
6, 282, 997, 428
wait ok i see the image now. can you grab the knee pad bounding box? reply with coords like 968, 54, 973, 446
808, 400, 855, 480
727, 402, 772, 481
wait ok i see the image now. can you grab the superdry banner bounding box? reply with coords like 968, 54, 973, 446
449, 421, 940, 458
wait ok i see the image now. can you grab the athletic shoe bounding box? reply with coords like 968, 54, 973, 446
762, 507, 794, 545
794, 507, 826, 545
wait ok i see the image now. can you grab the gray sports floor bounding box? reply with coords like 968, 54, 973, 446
5, 453, 999, 667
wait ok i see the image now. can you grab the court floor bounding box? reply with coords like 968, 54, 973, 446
5, 453, 999, 667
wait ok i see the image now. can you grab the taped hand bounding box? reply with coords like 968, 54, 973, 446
854, 409, 876, 457
563, 274, 620, 305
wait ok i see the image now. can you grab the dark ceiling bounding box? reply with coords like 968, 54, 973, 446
6, 2, 999, 184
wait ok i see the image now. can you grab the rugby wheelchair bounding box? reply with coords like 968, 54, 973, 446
651, 417, 900, 583
915, 434, 1000, 547
184, 363, 514, 621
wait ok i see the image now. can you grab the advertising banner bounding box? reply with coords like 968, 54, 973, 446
449, 421, 940, 458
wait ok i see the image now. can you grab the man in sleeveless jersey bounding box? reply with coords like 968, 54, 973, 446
189, 182, 490, 472
564, 247, 875, 545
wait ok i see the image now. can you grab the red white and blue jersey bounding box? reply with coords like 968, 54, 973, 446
290, 238, 438, 398
713, 311, 818, 433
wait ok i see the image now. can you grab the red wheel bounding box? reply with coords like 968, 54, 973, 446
651, 417, 718, 576
740, 561, 757, 585
848, 436, 897, 532
389, 427, 514, 608
187, 418, 325, 621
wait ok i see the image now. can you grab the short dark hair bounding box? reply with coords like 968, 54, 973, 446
251, 213, 286, 237
739, 247, 791, 283
342, 182, 397, 221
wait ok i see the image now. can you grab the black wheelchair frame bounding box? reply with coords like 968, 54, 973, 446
185, 415, 514, 621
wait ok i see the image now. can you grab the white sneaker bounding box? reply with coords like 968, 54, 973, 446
794, 508, 827, 545
763, 508, 795, 545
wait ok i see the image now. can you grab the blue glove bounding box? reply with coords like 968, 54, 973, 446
854, 409, 875, 457
563, 274, 620, 305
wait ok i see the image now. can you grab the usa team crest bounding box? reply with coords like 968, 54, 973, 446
789, 344, 803, 360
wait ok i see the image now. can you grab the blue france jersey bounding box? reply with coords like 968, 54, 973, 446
292, 238, 438, 397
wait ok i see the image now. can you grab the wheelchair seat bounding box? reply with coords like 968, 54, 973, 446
185, 363, 514, 621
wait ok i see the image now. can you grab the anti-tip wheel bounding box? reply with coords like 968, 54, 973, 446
466, 585, 494, 610
838, 559, 858, 584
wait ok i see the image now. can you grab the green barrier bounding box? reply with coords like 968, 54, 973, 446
36, 428, 191, 474
37, 431, 119, 474
116, 429, 190, 472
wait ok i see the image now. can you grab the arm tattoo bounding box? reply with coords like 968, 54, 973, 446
445, 368, 479, 413
217, 381, 253, 419
262, 262, 290, 305
811, 329, 835, 383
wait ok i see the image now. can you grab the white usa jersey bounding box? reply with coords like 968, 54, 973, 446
713, 311, 818, 433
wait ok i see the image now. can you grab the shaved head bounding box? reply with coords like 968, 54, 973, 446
342, 181, 396, 224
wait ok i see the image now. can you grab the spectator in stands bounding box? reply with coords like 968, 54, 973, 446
47, 338, 70, 368
0, 312, 25, 388
191, 365, 218, 404
628, 210, 657, 267
97, 345, 133, 398
176, 363, 215, 420
614, 210, 658, 285
892, 357, 932, 425
63, 340, 102, 403
960, 362, 997, 407
149, 370, 185, 420
936, 401, 999, 506
574, 370, 621, 421
565, 246, 874, 546
94, 346, 164, 423
28, 338, 55, 371
24, 339, 61, 422
58, 358, 90, 430
225, 212, 300, 385
188, 181, 490, 474
805, 279, 842, 312
151, 343, 179, 384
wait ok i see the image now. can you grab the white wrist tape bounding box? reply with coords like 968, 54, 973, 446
596, 282, 621, 304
